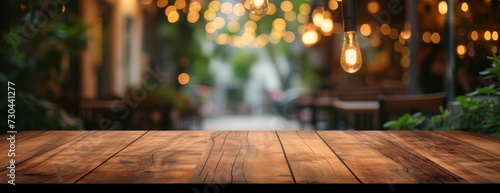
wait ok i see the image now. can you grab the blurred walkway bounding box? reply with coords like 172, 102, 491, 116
201, 114, 308, 130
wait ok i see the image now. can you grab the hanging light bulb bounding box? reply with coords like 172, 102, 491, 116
340, 31, 362, 73
250, 0, 269, 17
340, 0, 362, 73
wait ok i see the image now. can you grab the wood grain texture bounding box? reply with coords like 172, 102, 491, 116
188, 131, 293, 183
384, 131, 500, 183
0, 131, 87, 172
77, 131, 211, 183
277, 131, 359, 183
0, 131, 146, 184
355, 131, 467, 183
436, 130, 500, 157
2, 130, 499, 184
317, 131, 465, 183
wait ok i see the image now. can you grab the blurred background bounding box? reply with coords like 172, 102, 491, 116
1, 0, 499, 131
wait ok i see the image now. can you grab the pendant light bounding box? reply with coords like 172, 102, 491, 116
340, 0, 362, 73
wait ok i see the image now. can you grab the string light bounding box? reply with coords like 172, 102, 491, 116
438, 1, 447, 14
302, 24, 320, 46
178, 73, 190, 85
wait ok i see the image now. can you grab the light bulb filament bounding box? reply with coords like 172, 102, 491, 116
253, 0, 264, 7
345, 49, 357, 65
250, 0, 269, 16
340, 31, 362, 73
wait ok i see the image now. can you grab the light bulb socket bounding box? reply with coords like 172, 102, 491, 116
342, 0, 358, 32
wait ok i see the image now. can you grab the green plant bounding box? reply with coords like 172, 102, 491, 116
127, 83, 186, 112
1, 1, 87, 131
483, 52, 500, 82
383, 107, 451, 131
452, 96, 500, 135
383, 112, 426, 130
425, 106, 452, 130
384, 52, 500, 138
0, 91, 84, 132
466, 52, 500, 97
231, 50, 256, 83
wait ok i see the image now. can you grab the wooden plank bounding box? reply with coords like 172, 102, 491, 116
0, 131, 146, 184
277, 131, 359, 183
317, 131, 465, 183
354, 131, 467, 183
77, 131, 211, 183
188, 131, 293, 183
0, 131, 88, 172
1, 131, 45, 165
384, 131, 500, 183
436, 130, 500, 157
1, 131, 47, 160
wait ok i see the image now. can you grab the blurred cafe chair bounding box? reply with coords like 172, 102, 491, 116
333, 86, 385, 130
378, 92, 447, 130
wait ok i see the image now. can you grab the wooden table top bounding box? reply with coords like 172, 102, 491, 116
1, 130, 499, 184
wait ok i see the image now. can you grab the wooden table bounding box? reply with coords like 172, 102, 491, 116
333, 100, 379, 130
1, 130, 500, 184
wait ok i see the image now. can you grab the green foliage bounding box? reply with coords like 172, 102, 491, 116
384, 52, 500, 138
382, 107, 451, 131
299, 53, 320, 87
0, 90, 84, 133
452, 96, 500, 136
474, 52, 500, 95
231, 50, 256, 83
424, 106, 452, 130
190, 32, 213, 86
2, 11, 88, 92
1, 0, 87, 130
383, 112, 426, 130
483, 52, 500, 82
384, 98, 500, 137
476, 84, 500, 96
126, 83, 186, 112
197, 0, 315, 90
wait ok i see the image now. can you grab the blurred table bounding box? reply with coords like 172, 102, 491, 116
333, 100, 379, 130
1, 130, 500, 184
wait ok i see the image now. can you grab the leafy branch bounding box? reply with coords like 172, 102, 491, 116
384, 51, 500, 138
